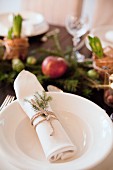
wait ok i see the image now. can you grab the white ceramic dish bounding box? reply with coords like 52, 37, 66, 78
0, 92, 113, 170
85, 25, 113, 51
0, 11, 49, 37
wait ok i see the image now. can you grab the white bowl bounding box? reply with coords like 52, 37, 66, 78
0, 92, 113, 170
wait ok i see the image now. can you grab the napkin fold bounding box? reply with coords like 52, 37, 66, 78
14, 70, 76, 162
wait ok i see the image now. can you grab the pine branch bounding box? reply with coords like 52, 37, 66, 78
25, 91, 52, 111
53, 33, 64, 57
38, 48, 63, 57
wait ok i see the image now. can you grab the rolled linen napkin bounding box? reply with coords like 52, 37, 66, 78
14, 70, 76, 162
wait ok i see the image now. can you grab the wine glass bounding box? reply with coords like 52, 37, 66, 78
65, 15, 89, 62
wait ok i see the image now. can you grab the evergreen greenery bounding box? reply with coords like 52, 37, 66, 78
25, 91, 52, 111
0, 30, 104, 98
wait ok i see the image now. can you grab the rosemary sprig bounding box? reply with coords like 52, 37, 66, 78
25, 91, 52, 111
26, 91, 57, 136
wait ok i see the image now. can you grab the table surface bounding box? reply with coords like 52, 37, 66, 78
0, 25, 113, 117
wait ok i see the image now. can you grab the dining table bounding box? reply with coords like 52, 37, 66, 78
0, 24, 112, 117
0, 20, 113, 170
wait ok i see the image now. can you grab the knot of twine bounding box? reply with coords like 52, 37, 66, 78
30, 99, 58, 136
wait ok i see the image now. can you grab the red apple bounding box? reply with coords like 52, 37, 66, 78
42, 56, 68, 78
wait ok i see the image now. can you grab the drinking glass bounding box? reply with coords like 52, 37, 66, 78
65, 15, 89, 62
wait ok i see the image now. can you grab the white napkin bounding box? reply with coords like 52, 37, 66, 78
14, 70, 76, 162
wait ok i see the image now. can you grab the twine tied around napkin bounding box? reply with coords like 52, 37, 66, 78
14, 70, 76, 162
30, 98, 58, 136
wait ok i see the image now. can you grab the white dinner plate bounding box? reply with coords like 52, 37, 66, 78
0, 92, 113, 170
85, 25, 113, 51
0, 11, 49, 37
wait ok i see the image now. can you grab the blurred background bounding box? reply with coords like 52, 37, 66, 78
0, 0, 95, 28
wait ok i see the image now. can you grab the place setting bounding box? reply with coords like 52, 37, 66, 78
0, 70, 113, 170
0, 11, 113, 170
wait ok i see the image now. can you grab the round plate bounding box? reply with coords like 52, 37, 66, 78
85, 25, 113, 51
0, 11, 49, 37
0, 92, 113, 170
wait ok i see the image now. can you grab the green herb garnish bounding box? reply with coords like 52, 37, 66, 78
25, 91, 52, 111
88, 36, 103, 58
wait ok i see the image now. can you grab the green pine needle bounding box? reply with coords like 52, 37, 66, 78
25, 91, 52, 111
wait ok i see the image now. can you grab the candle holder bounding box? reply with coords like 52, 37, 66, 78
3, 37, 29, 60
104, 74, 113, 107
92, 54, 113, 78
